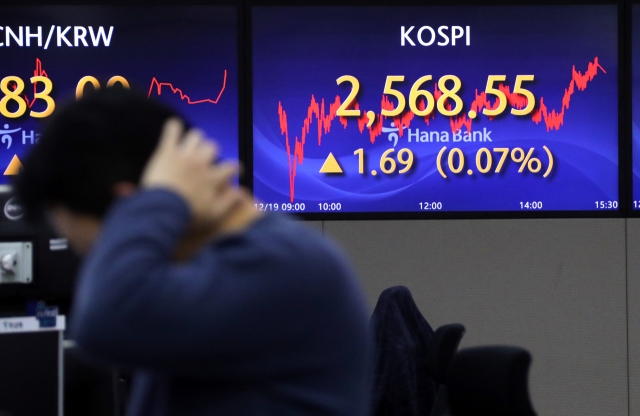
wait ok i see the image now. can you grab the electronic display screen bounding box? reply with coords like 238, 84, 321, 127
252, 6, 619, 215
0, 6, 238, 185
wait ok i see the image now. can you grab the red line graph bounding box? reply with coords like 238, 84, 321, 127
32, 58, 48, 100
147, 70, 227, 105
278, 57, 605, 202
532, 57, 605, 131
12, 59, 228, 111
16, 58, 49, 108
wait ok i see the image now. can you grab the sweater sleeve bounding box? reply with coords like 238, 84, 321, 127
69, 189, 362, 379
69, 189, 195, 367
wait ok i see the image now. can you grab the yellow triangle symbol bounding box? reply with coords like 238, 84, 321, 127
319, 152, 343, 174
4, 155, 23, 176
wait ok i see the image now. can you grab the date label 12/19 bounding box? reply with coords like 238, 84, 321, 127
254, 203, 306, 212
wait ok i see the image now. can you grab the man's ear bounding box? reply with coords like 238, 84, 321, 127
112, 182, 138, 198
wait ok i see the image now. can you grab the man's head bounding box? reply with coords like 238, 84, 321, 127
13, 88, 182, 252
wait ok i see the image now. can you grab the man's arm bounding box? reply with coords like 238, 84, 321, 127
71, 189, 333, 377
71, 190, 295, 374
71, 119, 365, 380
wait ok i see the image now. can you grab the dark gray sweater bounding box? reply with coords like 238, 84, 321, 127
70, 189, 371, 416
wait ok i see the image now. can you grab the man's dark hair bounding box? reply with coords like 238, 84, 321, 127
13, 88, 183, 218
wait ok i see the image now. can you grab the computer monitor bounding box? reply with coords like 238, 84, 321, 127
251, 3, 620, 218
0, 5, 240, 184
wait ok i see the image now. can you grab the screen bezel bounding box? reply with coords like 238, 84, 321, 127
246, 0, 626, 220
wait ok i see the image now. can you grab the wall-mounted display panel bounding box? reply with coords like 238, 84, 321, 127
0, 6, 239, 184
252, 5, 619, 216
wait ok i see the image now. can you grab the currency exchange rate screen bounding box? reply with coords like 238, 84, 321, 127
252, 6, 618, 215
0, 6, 238, 185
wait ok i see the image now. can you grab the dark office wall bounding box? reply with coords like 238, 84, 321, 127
307, 219, 628, 416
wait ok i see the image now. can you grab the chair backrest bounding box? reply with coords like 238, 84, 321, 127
425, 324, 466, 385
370, 286, 437, 416
447, 346, 537, 416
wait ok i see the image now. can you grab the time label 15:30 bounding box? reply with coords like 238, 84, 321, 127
596, 201, 618, 209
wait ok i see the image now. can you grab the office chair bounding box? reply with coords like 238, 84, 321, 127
370, 286, 436, 416
426, 324, 466, 416
446, 346, 536, 416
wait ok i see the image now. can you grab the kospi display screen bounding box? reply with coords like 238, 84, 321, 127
252, 5, 619, 215
0, 6, 238, 185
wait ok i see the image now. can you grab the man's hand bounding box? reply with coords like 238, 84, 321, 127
141, 118, 242, 225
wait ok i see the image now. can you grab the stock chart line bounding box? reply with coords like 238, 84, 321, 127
532, 57, 605, 131
32, 58, 48, 96
452, 57, 605, 133
147, 70, 228, 105
17, 58, 50, 109
278, 57, 605, 201
14, 59, 228, 109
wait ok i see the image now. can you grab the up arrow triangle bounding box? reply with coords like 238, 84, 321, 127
4, 155, 23, 176
319, 152, 343, 174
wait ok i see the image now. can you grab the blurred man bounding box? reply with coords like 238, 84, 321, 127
14, 89, 371, 416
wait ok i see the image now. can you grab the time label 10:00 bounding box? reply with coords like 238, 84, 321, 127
0, 74, 129, 119
336, 74, 535, 122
